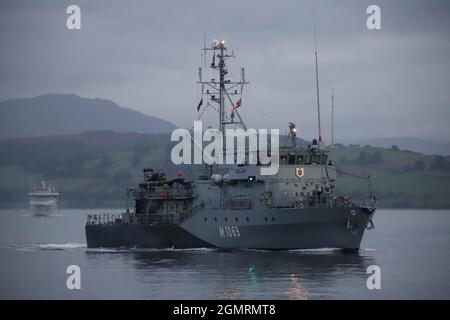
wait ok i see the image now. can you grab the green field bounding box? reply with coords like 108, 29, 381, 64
329, 146, 450, 208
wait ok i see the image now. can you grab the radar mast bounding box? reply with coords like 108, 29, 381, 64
197, 39, 249, 134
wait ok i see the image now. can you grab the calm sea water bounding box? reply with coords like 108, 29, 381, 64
0, 209, 449, 299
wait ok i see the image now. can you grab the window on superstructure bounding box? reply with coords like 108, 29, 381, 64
312, 155, 321, 164
304, 155, 311, 165
280, 155, 287, 165
297, 155, 304, 164
288, 155, 296, 165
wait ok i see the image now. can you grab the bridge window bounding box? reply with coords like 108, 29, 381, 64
312, 155, 321, 164
288, 154, 296, 164
304, 155, 311, 164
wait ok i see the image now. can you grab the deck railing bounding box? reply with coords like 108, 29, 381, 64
86, 213, 122, 225
86, 202, 204, 226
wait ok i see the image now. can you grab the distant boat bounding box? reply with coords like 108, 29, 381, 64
29, 180, 59, 216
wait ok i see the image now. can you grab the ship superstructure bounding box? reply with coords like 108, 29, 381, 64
29, 180, 59, 216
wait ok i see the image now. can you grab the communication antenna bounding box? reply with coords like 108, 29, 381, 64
314, 10, 322, 147
331, 87, 334, 146
203, 32, 207, 68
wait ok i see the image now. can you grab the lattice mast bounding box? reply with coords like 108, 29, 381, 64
198, 39, 249, 134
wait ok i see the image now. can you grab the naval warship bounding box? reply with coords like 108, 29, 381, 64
86, 39, 376, 250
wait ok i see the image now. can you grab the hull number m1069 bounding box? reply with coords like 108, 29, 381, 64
219, 225, 240, 238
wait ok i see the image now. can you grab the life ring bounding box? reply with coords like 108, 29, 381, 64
351, 209, 357, 216
266, 198, 272, 206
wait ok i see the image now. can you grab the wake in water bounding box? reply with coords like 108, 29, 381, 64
11, 243, 87, 251
10, 242, 218, 253
86, 247, 218, 253
288, 248, 344, 254
20, 214, 63, 217
359, 248, 376, 253
9, 243, 375, 255
241, 247, 377, 255
242, 247, 350, 254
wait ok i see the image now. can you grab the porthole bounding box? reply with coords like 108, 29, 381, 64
264, 217, 268, 221
235, 217, 238, 222
214, 217, 217, 222
204, 217, 207, 222
225, 217, 228, 222
271, 217, 275, 222
246, 217, 249, 222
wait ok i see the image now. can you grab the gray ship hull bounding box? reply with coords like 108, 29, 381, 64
85, 206, 374, 250
86, 223, 212, 249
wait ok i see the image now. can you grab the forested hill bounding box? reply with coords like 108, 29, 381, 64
0, 132, 449, 208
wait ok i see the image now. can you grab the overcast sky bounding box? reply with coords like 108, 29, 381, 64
1, 0, 449, 142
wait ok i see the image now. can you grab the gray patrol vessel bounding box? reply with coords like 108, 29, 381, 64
86, 39, 376, 251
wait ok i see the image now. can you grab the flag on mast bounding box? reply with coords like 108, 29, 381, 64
196, 97, 203, 112
231, 98, 242, 112
211, 53, 216, 67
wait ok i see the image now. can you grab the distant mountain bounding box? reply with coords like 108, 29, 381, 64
0, 94, 176, 139
358, 137, 450, 156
